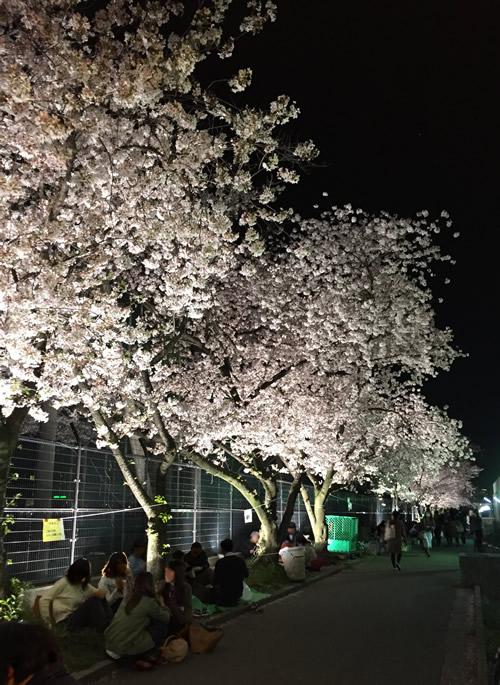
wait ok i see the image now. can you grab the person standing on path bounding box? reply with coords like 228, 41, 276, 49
385, 510, 407, 571
420, 508, 435, 557
469, 509, 484, 552
434, 511, 444, 547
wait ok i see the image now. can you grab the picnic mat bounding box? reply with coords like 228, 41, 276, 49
192, 589, 270, 614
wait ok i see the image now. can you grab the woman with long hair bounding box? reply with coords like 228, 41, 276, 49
99, 551, 133, 613
39, 558, 109, 631
161, 559, 193, 633
104, 572, 171, 670
420, 508, 435, 557
384, 511, 407, 571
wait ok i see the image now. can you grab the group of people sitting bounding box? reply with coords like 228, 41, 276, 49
36, 537, 249, 671
241, 522, 323, 579
278, 521, 323, 572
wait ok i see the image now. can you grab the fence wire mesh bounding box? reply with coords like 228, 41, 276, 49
4, 437, 389, 585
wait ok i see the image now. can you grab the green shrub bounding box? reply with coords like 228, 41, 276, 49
0, 577, 32, 621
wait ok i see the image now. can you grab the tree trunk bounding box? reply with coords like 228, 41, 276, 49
186, 451, 279, 555
88, 406, 172, 579
0, 408, 29, 595
300, 467, 334, 552
146, 515, 169, 580
392, 485, 399, 511
311, 499, 328, 551
277, 472, 304, 542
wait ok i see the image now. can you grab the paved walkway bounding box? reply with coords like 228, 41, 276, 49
96, 544, 465, 685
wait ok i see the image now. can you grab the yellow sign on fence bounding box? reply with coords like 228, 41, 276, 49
42, 518, 65, 543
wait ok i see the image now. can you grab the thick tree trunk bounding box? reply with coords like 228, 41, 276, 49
301, 467, 334, 552
186, 451, 279, 555
277, 472, 304, 542
146, 516, 169, 580
0, 408, 29, 595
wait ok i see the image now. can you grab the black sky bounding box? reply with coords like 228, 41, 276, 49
234, 0, 500, 487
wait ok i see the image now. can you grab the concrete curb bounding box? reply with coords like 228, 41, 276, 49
73, 660, 114, 684
73, 559, 360, 682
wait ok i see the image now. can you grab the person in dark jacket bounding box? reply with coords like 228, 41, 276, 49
160, 559, 193, 634
282, 521, 300, 546
210, 539, 249, 606
185, 542, 213, 585
242, 531, 260, 558
469, 509, 484, 552
0, 622, 79, 685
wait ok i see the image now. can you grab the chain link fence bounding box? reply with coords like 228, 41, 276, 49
4, 437, 388, 585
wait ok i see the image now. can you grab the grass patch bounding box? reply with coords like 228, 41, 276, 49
54, 626, 106, 673
247, 559, 289, 593
16, 609, 105, 675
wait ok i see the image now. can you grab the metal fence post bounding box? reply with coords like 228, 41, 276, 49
193, 467, 200, 541
70, 444, 82, 565
229, 485, 233, 540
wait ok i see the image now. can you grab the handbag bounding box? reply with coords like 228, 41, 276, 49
158, 637, 189, 663
187, 622, 224, 654
384, 523, 396, 541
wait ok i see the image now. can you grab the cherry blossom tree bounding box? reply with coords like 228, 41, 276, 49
249, 207, 462, 549
370, 394, 475, 509
407, 461, 479, 510
0, 0, 317, 580
68, 206, 463, 556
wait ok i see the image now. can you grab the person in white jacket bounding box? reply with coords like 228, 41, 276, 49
98, 552, 134, 613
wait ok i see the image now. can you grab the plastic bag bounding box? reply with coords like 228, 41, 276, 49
242, 582, 253, 602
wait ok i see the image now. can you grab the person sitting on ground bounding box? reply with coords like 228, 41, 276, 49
278, 541, 295, 566
210, 539, 249, 607
282, 521, 299, 546
185, 542, 213, 585
128, 539, 147, 577
297, 534, 323, 570
159, 559, 193, 634
39, 557, 109, 632
242, 531, 260, 558
98, 552, 134, 614
0, 622, 79, 685
171, 549, 186, 564
104, 572, 171, 671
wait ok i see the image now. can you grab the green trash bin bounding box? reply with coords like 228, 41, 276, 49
326, 515, 358, 553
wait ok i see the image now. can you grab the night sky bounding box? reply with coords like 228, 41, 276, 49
233, 1, 500, 488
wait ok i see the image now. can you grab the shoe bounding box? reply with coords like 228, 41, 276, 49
396, 564, 401, 571
135, 660, 156, 671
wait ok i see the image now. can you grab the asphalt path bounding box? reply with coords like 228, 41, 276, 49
96, 544, 463, 685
